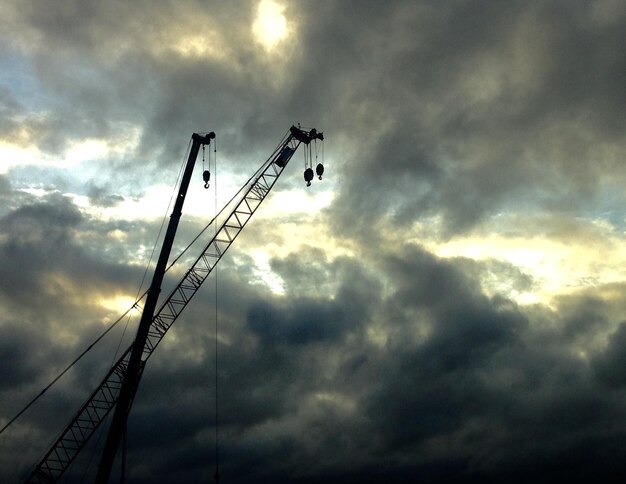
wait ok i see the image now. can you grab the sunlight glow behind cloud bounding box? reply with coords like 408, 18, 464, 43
98, 295, 139, 316
436, 223, 626, 306
171, 33, 229, 60
253, 0, 288, 50
0, 126, 141, 174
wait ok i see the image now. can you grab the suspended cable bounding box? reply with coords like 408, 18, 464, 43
213, 137, 220, 482
10, 128, 295, 473
2, 130, 289, 438
20, 126, 319, 483
168, 130, 291, 268
81, 138, 193, 480
110, 138, 194, 480
114, 137, 191, 367
0, 141, 193, 440
0, 298, 147, 438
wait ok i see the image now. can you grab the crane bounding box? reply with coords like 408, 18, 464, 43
24, 125, 324, 483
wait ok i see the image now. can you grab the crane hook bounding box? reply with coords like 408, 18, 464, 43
203, 170, 211, 189
316, 163, 324, 180
304, 167, 314, 187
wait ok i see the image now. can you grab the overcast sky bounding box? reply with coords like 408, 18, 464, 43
2, 0, 626, 482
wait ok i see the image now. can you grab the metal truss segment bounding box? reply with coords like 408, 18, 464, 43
24, 127, 317, 483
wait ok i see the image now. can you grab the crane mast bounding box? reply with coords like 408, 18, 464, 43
95, 131, 215, 483
25, 125, 323, 483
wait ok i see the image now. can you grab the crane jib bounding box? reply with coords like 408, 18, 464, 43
24, 125, 323, 484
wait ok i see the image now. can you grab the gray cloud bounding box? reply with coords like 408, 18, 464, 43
6, 219, 626, 482
2, 1, 626, 483
316, 0, 626, 235
593, 321, 626, 388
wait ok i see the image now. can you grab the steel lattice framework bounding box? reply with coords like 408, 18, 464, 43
25, 126, 322, 483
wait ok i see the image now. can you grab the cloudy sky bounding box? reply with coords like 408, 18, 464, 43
2, 0, 626, 482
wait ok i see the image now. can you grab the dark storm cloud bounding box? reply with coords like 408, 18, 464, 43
247, 297, 347, 345
247, 250, 380, 345
0, 191, 144, 312
77, 243, 626, 484
0, 183, 186, 478
382, 246, 526, 371
0, 322, 45, 392
3, 1, 626, 483
0, 184, 164, 388
593, 321, 626, 388
6, 214, 626, 483
96, 254, 382, 483
0, 191, 139, 323
297, 0, 626, 235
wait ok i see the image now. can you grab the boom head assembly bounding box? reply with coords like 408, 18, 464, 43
289, 125, 324, 144
286, 125, 325, 187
